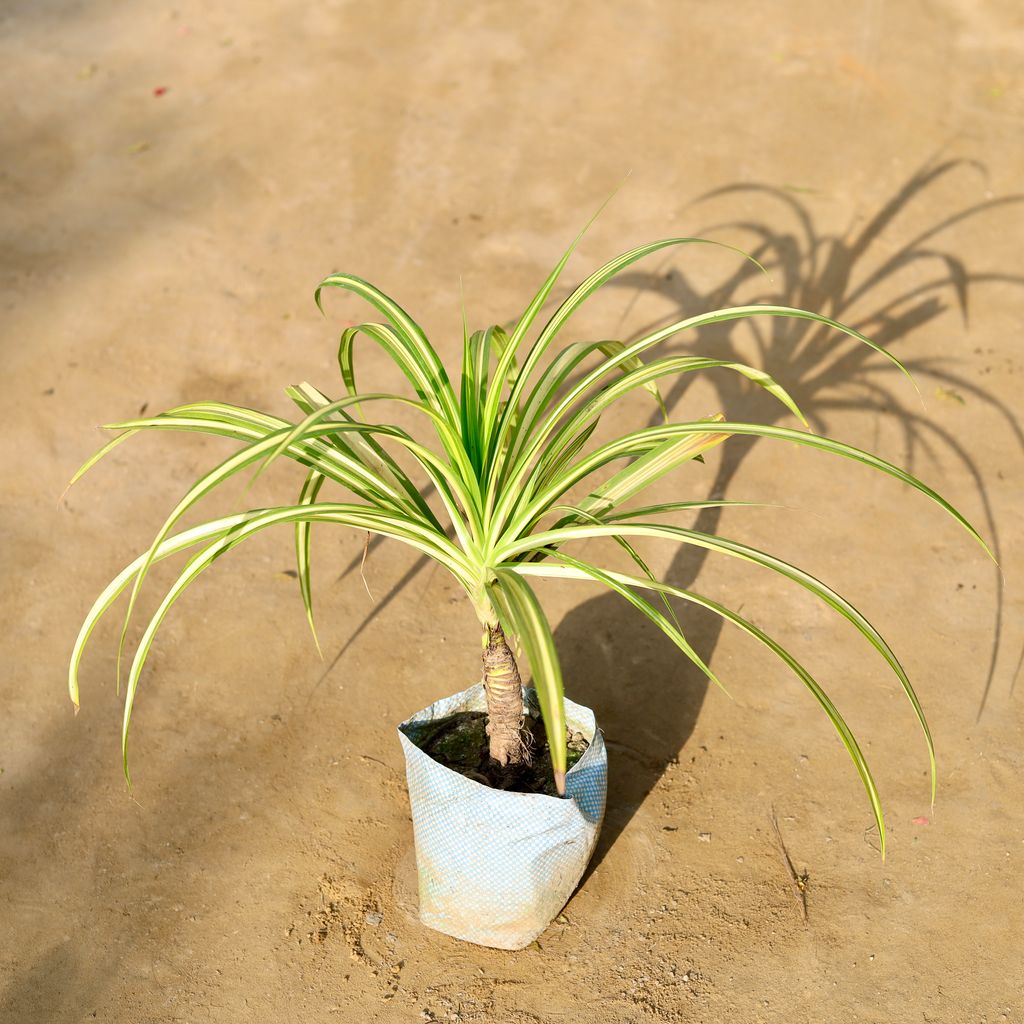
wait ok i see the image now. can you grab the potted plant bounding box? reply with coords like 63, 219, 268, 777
68, 230, 989, 950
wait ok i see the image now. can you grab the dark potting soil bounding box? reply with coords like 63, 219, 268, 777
414, 711, 589, 796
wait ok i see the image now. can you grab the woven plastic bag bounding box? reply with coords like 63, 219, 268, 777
398, 682, 607, 949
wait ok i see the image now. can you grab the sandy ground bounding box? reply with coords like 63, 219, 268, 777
2, 1, 1023, 1021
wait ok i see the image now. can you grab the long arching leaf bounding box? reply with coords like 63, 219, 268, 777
497, 519, 937, 804
118, 502, 477, 784
315, 274, 460, 428
504, 420, 992, 558
510, 560, 889, 856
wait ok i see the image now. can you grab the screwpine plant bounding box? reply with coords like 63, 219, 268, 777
69, 231, 989, 855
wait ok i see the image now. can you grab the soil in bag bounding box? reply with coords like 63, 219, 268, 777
413, 710, 589, 796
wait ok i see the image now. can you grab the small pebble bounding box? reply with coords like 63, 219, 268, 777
698, 832, 711, 842
365, 911, 383, 926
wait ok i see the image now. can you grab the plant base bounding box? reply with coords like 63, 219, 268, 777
397, 683, 607, 950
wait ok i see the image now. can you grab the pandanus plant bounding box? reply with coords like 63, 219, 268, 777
68, 228, 990, 854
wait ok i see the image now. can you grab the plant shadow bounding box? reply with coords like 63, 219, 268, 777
562, 156, 1023, 877
314, 157, 1021, 876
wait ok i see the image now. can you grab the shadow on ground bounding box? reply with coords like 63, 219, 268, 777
8, 162, 1019, 1019
298, 157, 1023, 873
557, 156, 1023, 873
320, 161, 1022, 877
0, 658, 346, 1022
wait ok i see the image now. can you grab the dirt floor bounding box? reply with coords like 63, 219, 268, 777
2, 1, 1023, 1021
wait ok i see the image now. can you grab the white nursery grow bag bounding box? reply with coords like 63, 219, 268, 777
398, 682, 607, 950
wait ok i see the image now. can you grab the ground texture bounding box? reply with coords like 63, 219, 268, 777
2, 2, 1023, 1021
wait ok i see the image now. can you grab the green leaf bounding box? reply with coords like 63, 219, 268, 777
295, 469, 326, 656
69, 513, 250, 708
105, 423, 354, 688
103, 409, 417, 513
594, 340, 668, 417
64, 429, 140, 495
502, 342, 725, 493
510, 560, 887, 857
315, 274, 460, 428
117, 502, 477, 784
533, 420, 599, 496
506, 416, 728, 538
549, 416, 730, 524
509, 420, 991, 562
605, 499, 781, 521
276, 387, 482, 543
487, 297, 915, 533
542, 550, 726, 695
283, 382, 427, 509
489, 236, 768, 474
493, 353, 804, 537
497, 518, 936, 806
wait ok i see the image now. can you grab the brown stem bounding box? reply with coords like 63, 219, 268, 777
482, 623, 528, 766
